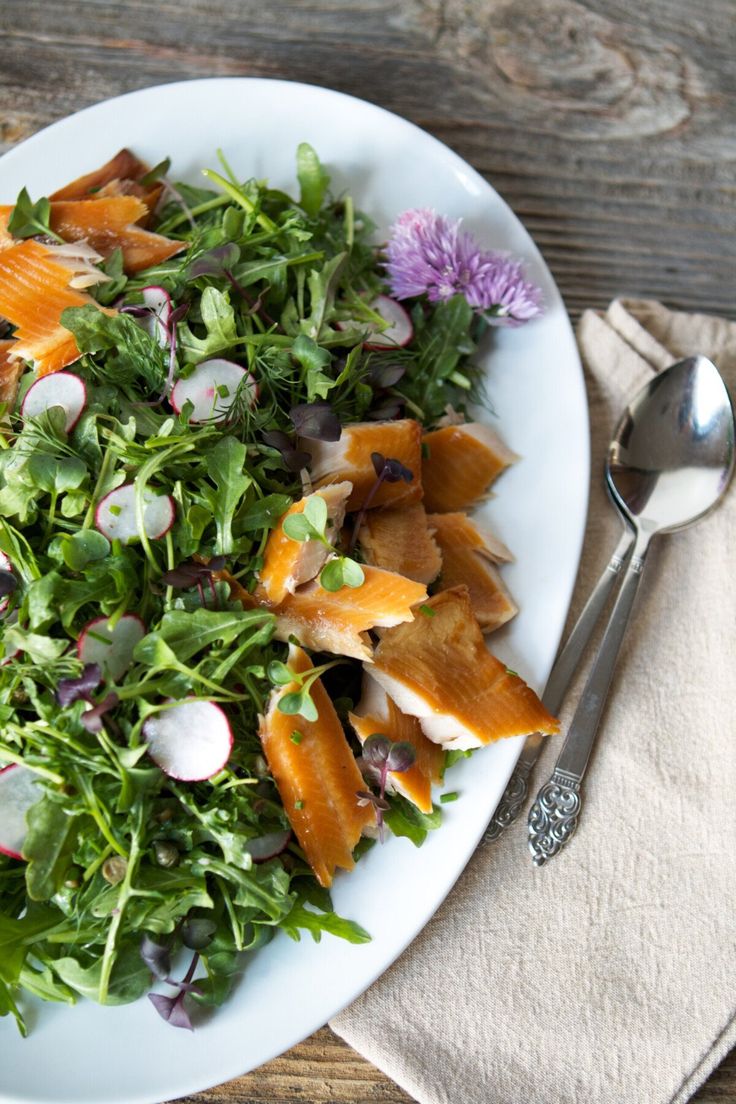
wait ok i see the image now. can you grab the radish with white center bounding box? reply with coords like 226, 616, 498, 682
0, 764, 42, 859
143, 700, 233, 781
0, 551, 14, 616
337, 295, 413, 350
78, 614, 146, 680
21, 372, 87, 433
171, 359, 257, 423
95, 484, 175, 544
141, 285, 172, 348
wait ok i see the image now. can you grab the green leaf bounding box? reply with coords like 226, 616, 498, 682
291, 334, 335, 401
52, 940, 151, 1005
199, 436, 251, 555
155, 607, 274, 664
60, 529, 110, 571
267, 660, 294, 686
24, 797, 78, 901
296, 143, 330, 217
237, 493, 292, 531
384, 795, 442, 847
281, 901, 371, 944
277, 690, 318, 722
341, 557, 365, 588
132, 633, 180, 668
61, 306, 166, 392
318, 557, 346, 592
27, 454, 87, 493
178, 287, 238, 361
0, 977, 27, 1036
302, 492, 328, 531
7, 187, 58, 241
282, 512, 316, 543
299, 253, 347, 345
3, 628, 67, 663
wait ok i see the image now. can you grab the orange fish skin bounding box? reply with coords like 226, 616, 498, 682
48, 197, 183, 275
259, 482, 352, 605
307, 419, 423, 511
370, 586, 559, 750
422, 423, 518, 513
49, 149, 152, 201
358, 502, 442, 586
429, 512, 517, 633
259, 644, 375, 888
350, 676, 444, 814
0, 240, 109, 377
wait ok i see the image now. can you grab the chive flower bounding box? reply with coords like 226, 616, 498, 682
385, 208, 543, 326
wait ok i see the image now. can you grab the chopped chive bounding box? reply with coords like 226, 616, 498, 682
108, 504, 122, 517
419, 604, 435, 617
421, 441, 431, 459
505, 668, 519, 678
294, 799, 305, 810
440, 791, 459, 804
290, 730, 303, 745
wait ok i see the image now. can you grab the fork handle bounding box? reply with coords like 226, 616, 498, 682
528, 531, 651, 864
483, 528, 634, 843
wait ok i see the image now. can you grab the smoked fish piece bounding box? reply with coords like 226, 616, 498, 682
307, 419, 423, 511
273, 567, 428, 660
0, 340, 23, 408
0, 241, 108, 376
357, 502, 442, 585
350, 676, 444, 814
259, 644, 375, 887
370, 587, 558, 750
49, 149, 152, 200
0, 196, 182, 274
429, 512, 518, 633
218, 564, 427, 661
421, 423, 518, 513
259, 482, 352, 605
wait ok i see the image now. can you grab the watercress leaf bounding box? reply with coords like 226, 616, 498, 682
296, 143, 330, 217
277, 690, 318, 722
7, 187, 54, 240
60, 529, 110, 571
267, 660, 294, 686
27, 454, 87, 494
339, 557, 364, 589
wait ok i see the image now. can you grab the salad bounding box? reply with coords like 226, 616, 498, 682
0, 143, 555, 1035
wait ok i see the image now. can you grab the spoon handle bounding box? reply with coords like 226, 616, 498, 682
528, 533, 651, 865
484, 528, 634, 842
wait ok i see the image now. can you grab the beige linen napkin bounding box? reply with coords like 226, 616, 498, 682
331, 299, 736, 1104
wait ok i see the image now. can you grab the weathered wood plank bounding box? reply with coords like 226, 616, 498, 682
1, 3, 734, 1101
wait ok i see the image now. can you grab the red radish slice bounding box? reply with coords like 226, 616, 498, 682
0, 551, 13, 616
244, 829, 291, 863
0, 764, 41, 859
95, 484, 175, 544
141, 285, 172, 348
78, 614, 146, 680
143, 700, 233, 781
363, 296, 413, 349
21, 372, 87, 433
171, 359, 257, 423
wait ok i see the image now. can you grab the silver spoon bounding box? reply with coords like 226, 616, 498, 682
527, 354, 735, 865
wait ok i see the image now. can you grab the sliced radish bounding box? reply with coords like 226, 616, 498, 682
0, 551, 14, 616
170, 359, 257, 423
143, 700, 233, 781
141, 285, 172, 348
21, 372, 87, 433
78, 614, 146, 680
0, 764, 41, 860
95, 484, 175, 544
337, 296, 413, 350
244, 829, 291, 863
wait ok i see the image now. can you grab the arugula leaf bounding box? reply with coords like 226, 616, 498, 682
155, 607, 274, 664
384, 795, 442, 847
178, 287, 238, 362
52, 942, 151, 1005
280, 901, 370, 944
199, 436, 251, 554
296, 143, 330, 217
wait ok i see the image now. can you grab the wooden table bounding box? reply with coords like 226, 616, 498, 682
2, 1, 734, 1100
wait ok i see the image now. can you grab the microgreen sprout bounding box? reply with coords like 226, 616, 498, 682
269, 656, 342, 722
349, 451, 414, 550
159, 556, 227, 608
261, 429, 312, 473
289, 402, 342, 442
357, 734, 416, 842
282, 495, 364, 592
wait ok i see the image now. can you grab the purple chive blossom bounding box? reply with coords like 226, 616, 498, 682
385, 208, 543, 327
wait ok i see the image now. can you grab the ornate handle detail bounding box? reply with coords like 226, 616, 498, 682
527, 769, 582, 865
483, 758, 534, 843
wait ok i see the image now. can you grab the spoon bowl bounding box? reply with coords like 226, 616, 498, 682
607, 355, 735, 536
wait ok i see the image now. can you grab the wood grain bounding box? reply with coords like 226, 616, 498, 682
1, 2, 734, 1101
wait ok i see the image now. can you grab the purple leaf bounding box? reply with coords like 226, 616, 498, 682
361, 734, 392, 767
140, 935, 171, 981
386, 740, 416, 773
57, 663, 101, 707
119, 305, 151, 319
80, 691, 119, 734
289, 402, 342, 442
367, 400, 404, 421
187, 243, 240, 280
356, 789, 391, 812
368, 361, 406, 389
148, 991, 194, 1031
262, 430, 312, 472
370, 452, 413, 483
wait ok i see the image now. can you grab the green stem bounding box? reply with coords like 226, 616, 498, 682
202, 169, 278, 234
83, 447, 114, 530
98, 805, 143, 1003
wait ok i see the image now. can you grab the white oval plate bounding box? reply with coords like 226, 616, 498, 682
0, 78, 589, 1104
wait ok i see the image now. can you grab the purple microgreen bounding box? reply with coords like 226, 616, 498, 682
362, 734, 393, 767
148, 991, 194, 1031
385, 740, 416, 773
368, 361, 406, 389
0, 570, 18, 597
160, 557, 224, 609
261, 430, 312, 473
356, 790, 391, 812
140, 934, 172, 981
358, 735, 415, 842
56, 663, 102, 707
367, 400, 404, 421
187, 243, 240, 280
80, 691, 120, 735
119, 304, 151, 319
180, 917, 217, 951
349, 453, 413, 552
289, 402, 342, 442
